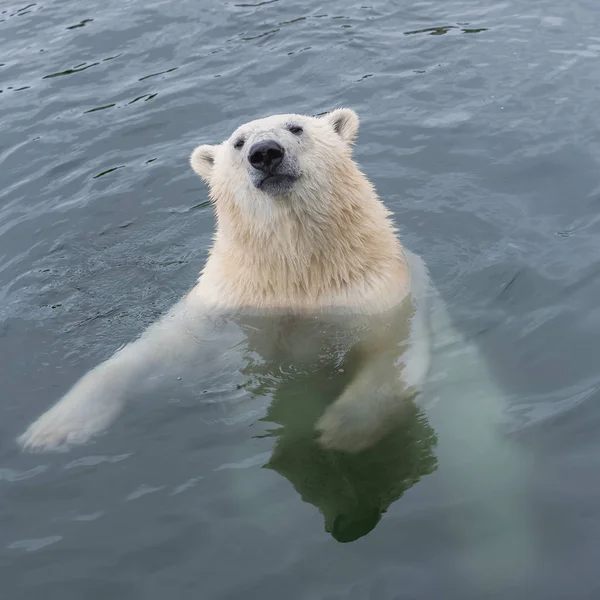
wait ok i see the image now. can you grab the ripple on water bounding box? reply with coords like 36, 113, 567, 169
125, 485, 166, 501
0, 465, 48, 482
422, 110, 472, 127
7, 536, 63, 552
63, 453, 131, 469
214, 452, 271, 471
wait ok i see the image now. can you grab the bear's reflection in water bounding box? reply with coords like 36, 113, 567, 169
232, 314, 437, 543
263, 389, 437, 543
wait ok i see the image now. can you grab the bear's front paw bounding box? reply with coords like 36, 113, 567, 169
18, 415, 89, 453
17, 391, 122, 453
315, 399, 382, 454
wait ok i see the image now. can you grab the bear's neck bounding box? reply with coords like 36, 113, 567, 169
204, 170, 408, 311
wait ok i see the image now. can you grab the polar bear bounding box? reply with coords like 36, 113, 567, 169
18, 108, 433, 453
17, 108, 535, 586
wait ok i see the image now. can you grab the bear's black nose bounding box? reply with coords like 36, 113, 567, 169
248, 140, 284, 173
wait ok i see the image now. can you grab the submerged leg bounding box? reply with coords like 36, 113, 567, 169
425, 291, 536, 591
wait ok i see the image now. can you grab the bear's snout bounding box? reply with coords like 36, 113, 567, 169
249, 140, 285, 174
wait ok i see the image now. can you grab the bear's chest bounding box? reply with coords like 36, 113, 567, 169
239, 313, 368, 369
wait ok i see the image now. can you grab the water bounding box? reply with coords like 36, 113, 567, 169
2, 0, 600, 597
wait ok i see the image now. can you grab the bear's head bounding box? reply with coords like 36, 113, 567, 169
190, 109, 361, 223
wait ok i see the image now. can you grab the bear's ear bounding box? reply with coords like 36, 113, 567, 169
190, 144, 217, 183
323, 108, 359, 144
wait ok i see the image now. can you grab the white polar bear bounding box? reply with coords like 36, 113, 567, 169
17, 108, 535, 588
19, 108, 433, 453
17, 110, 502, 469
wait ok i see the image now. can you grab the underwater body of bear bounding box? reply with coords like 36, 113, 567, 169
18, 108, 435, 454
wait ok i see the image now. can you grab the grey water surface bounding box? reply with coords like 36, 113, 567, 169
2, 0, 600, 598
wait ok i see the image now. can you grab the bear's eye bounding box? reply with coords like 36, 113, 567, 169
287, 125, 303, 135
233, 138, 245, 150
